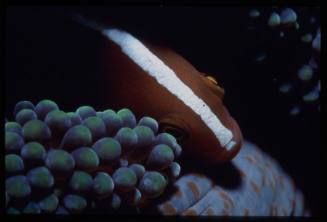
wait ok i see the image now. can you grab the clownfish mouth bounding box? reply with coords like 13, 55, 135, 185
75, 15, 236, 152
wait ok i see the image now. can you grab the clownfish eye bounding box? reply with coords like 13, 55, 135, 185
159, 123, 188, 143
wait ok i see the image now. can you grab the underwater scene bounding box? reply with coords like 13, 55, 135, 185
5, 6, 320, 216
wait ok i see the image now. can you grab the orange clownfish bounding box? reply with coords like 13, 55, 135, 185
76, 16, 243, 164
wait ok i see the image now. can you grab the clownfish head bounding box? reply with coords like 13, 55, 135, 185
76, 16, 243, 164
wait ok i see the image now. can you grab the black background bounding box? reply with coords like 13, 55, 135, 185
5, 5, 320, 216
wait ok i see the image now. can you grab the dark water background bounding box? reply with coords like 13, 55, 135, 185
5, 6, 320, 216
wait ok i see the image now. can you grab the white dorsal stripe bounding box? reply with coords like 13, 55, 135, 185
101, 28, 233, 148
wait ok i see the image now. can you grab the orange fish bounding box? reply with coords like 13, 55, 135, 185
76, 16, 243, 164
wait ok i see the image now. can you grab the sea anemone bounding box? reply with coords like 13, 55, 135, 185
5, 99, 182, 214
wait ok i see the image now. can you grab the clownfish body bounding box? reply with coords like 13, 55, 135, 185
77, 16, 243, 164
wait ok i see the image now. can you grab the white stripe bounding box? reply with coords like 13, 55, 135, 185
101, 28, 233, 148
